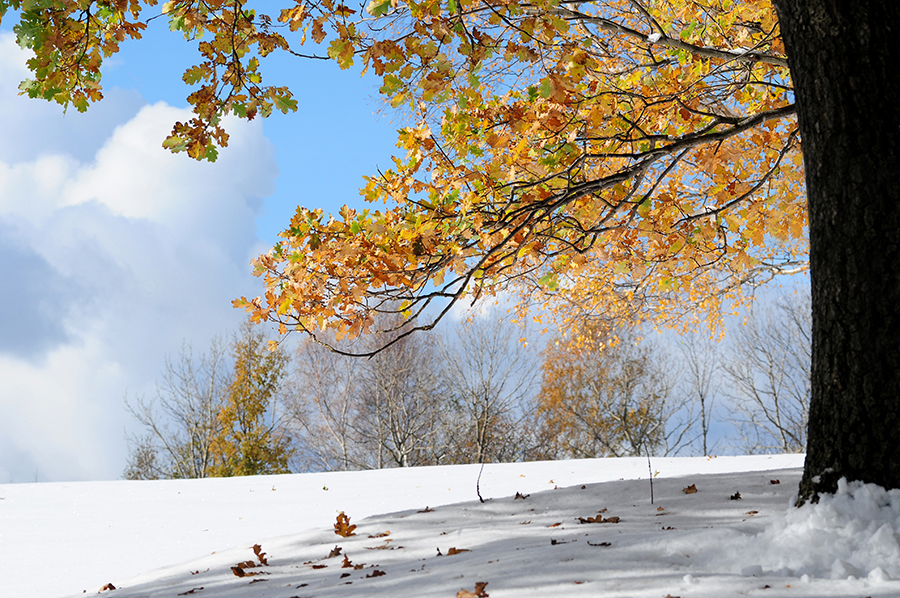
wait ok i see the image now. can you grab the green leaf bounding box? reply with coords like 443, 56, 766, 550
162, 136, 187, 152
538, 272, 559, 291
538, 78, 553, 99
637, 198, 651, 218
380, 74, 403, 95
366, 0, 391, 16
203, 145, 219, 162
183, 66, 204, 85
274, 94, 298, 113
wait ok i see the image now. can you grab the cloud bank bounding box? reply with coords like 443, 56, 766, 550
0, 33, 278, 482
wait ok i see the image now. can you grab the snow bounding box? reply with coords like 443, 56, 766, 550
3, 454, 900, 598
647, 32, 662, 43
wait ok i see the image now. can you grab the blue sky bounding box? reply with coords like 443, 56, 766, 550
96, 19, 402, 244
0, 17, 401, 482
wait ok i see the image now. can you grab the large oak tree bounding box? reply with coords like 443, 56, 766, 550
5, 0, 897, 499
773, 0, 900, 502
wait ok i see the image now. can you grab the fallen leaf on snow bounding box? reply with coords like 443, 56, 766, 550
770, 479, 781, 485
457, 581, 489, 597
334, 512, 357, 537
177, 588, 204, 596
547, 522, 562, 528
252, 544, 268, 565
100, 583, 116, 591
587, 541, 611, 547
326, 545, 343, 559
730, 491, 742, 500
366, 570, 386, 578
683, 484, 698, 494
514, 492, 530, 500
577, 515, 619, 524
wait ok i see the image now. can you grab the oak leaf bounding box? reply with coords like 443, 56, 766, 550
457, 581, 489, 597
334, 512, 357, 537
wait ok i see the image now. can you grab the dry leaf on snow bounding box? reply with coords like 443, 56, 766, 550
683, 484, 698, 494
252, 544, 268, 565
342, 555, 365, 569
334, 512, 357, 537
457, 581, 489, 597
577, 514, 619, 524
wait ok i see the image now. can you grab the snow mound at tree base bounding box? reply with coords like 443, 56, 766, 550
724, 478, 900, 581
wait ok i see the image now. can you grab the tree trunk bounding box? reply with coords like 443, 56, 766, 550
774, 0, 900, 502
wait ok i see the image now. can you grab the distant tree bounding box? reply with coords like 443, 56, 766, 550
288, 335, 365, 472
352, 316, 447, 468
210, 320, 292, 476
724, 290, 810, 454
123, 435, 164, 481
537, 323, 687, 459
439, 314, 540, 464
123, 338, 230, 479
677, 332, 722, 456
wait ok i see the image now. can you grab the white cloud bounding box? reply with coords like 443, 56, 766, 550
0, 35, 279, 482
0, 33, 145, 164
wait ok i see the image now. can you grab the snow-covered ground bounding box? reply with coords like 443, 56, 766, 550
4, 454, 900, 598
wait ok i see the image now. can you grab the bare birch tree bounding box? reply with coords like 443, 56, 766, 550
124, 338, 229, 479
288, 335, 365, 471
353, 321, 447, 468
439, 314, 540, 464
724, 290, 811, 453
677, 333, 722, 456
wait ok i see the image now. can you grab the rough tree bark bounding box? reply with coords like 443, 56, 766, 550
774, 0, 900, 502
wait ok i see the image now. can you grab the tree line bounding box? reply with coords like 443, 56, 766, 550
124, 290, 810, 480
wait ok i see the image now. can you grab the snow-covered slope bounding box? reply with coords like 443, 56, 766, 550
4, 455, 900, 598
